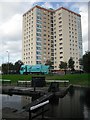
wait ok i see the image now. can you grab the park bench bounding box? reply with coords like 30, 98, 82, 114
2, 80, 11, 85
17, 80, 31, 87
46, 80, 69, 86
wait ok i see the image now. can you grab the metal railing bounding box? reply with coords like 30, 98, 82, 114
29, 100, 49, 120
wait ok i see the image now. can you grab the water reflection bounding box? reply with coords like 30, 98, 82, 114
46, 87, 90, 120
1, 87, 90, 120
80, 88, 90, 119
68, 86, 75, 98
2, 95, 32, 110
80, 88, 90, 107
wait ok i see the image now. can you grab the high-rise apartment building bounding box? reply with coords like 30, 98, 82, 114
22, 5, 82, 70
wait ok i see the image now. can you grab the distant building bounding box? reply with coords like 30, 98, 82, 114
22, 5, 82, 70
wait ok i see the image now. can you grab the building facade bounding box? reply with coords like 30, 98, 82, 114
22, 5, 82, 70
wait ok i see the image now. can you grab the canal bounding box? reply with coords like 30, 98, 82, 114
1, 87, 90, 120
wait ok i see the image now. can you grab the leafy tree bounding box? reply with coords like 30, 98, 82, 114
59, 61, 67, 75
79, 58, 83, 66
68, 57, 75, 71
8, 63, 14, 73
2, 63, 8, 74
2, 62, 14, 74
45, 59, 53, 72
80, 51, 90, 73
79, 58, 83, 70
14, 60, 24, 74
1, 60, 24, 74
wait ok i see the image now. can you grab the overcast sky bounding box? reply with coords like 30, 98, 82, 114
0, 0, 89, 65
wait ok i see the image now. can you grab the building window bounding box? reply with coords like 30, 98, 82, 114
44, 34, 46, 36
36, 47, 41, 50
51, 12, 53, 15
60, 56, 63, 59
59, 21, 62, 24
59, 34, 62, 36
59, 38, 62, 40
36, 33, 41, 37
37, 28, 41, 32
59, 43, 63, 45
37, 20, 42, 24
59, 29, 62, 32
59, 25, 62, 28
59, 17, 62, 20
51, 24, 53, 27
60, 52, 63, 54
51, 17, 53, 19
51, 36, 53, 39
37, 37, 41, 41
37, 16, 42, 20
37, 24, 42, 28
36, 51, 41, 55
36, 42, 41, 46
60, 47, 63, 49
51, 20, 53, 23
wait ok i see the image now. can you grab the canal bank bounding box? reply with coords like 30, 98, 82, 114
0, 75, 90, 120
1, 86, 90, 120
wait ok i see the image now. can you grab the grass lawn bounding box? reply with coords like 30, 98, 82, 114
0, 73, 90, 86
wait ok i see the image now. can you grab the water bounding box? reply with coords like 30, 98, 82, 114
1, 87, 90, 120
47, 87, 90, 119
2, 95, 32, 110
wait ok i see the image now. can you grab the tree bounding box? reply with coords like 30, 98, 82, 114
68, 57, 75, 71
80, 51, 90, 73
2, 62, 14, 74
1, 60, 24, 74
79, 58, 83, 66
79, 58, 83, 70
14, 60, 24, 74
2, 63, 8, 74
8, 63, 14, 73
45, 59, 53, 73
59, 61, 67, 75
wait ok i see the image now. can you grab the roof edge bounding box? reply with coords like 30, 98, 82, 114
23, 5, 81, 17
23, 5, 54, 16
55, 7, 81, 17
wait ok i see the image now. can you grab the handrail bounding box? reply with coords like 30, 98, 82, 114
30, 100, 49, 111
29, 100, 49, 120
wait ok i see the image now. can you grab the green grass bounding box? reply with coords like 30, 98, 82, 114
46, 73, 90, 86
1, 73, 90, 86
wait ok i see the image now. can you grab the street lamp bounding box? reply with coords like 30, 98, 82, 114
6, 51, 9, 74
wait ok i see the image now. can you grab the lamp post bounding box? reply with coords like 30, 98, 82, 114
6, 51, 9, 74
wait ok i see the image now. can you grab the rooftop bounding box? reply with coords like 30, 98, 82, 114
23, 5, 81, 17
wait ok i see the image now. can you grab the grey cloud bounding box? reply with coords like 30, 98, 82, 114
1, 31, 22, 42
1, 39, 22, 63
2, 40, 22, 53
0, 2, 35, 22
